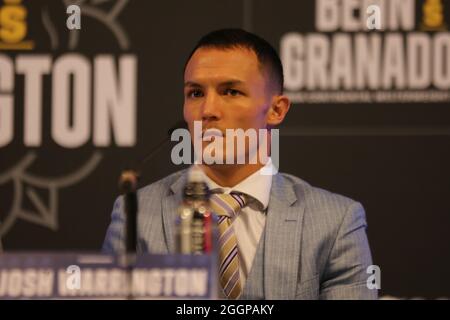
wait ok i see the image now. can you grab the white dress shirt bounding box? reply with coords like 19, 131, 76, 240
192, 160, 274, 288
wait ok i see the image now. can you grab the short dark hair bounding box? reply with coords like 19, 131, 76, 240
184, 28, 284, 94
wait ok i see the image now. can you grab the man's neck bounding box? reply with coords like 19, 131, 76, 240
200, 163, 264, 188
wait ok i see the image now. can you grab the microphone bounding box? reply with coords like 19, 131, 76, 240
119, 120, 188, 254
136, 119, 189, 175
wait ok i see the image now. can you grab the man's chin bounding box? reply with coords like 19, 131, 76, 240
197, 142, 261, 166
201, 162, 236, 171
200, 154, 255, 167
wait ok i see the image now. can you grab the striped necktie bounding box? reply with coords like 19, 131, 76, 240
209, 192, 247, 299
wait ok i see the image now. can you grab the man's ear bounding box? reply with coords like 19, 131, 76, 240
266, 95, 291, 127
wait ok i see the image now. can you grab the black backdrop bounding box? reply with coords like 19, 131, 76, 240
0, 0, 449, 298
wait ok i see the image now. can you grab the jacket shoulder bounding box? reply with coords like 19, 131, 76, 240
278, 172, 363, 219
137, 169, 187, 199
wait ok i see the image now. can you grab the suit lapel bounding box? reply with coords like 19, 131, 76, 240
264, 173, 305, 299
161, 171, 186, 253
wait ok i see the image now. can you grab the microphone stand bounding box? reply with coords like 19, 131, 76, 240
118, 136, 172, 254
117, 120, 187, 299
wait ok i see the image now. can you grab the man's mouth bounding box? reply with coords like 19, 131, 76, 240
202, 128, 224, 139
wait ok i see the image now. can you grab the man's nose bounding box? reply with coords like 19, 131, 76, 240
201, 91, 221, 121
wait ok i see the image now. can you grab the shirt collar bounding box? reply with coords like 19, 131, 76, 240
190, 159, 274, 210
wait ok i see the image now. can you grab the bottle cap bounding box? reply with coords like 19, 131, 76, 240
184, 167, 210, 200
188, 166, 203, 183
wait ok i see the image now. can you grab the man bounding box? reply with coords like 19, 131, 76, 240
103, 29, 377, 300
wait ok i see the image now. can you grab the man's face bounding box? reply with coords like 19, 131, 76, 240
183, 47, 273, 164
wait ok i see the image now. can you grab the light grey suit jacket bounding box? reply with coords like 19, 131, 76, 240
102, 170, 378, 300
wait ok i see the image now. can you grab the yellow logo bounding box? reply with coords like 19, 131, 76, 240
421, 0, 447, 31
0, 0, 34, 50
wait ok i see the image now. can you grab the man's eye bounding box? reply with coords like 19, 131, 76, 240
187, 90, 203, 98
224, 89, 241, 96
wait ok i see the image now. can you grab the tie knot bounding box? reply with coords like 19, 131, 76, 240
210, 192, 247, 219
